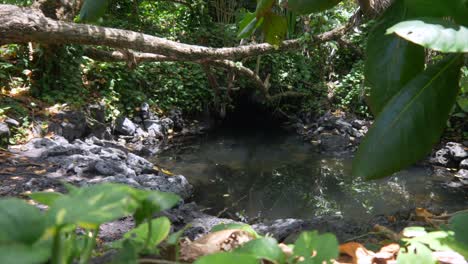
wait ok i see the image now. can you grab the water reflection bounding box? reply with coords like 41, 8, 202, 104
153, 130, 467, 221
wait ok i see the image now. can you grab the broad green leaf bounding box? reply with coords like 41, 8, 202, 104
409, 231, 468, 258
79, 0, 109, 23
256, 0, 275, 18
112, 240, 139, 264
403, 0, 468, 26
235, 237, 285, 264
133, 190, 180, 226
402, 226, 427, 238
293, 231, 339, 264
29, 192, 63, 206
353, 55, 463, 180
366, 0, 425, 115
211, 223, 260, 238
397, 242, 435, 264
287, 0, 342, 14
47, 184, 138, 228
194, 252, 259, 264
263, 13, 288, 46
0, 198, 46, 244
112, 217, 171, 249
0, 243, 51, 264
387, 19, 468, 53
238, 13, 263, 39
450, 212, 468, 246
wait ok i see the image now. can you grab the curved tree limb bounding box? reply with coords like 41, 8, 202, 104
83, 48, 270, 96
0, 4, 345, 61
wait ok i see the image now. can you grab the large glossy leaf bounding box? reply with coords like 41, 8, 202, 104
47, 184, 138, 228
194, 252, 259, 264
0, 198, 46, 245
293, 231, 338, 264
403, 0, 468, 26
0, 243, 51, 264
387, 19, 468, 53
353, 55, 463, 180
79, 0, 109, 23
287, 0, 342, 14
235, 237, 285, 264
365, 0, 425, 115
262, 13, 288, 46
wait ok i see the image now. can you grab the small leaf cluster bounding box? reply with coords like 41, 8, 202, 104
0, 183, 181, 264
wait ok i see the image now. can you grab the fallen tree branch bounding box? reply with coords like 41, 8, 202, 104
0, 4, 345, 61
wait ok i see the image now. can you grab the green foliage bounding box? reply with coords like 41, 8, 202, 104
365, 0, 425, 115
287, 0, 342, 14
387, 19, 468, 53
263, 13, 288, 47
0, 183, 181, 264
234, 237, 285, 264
211, 223, 260, 238
293, 231, 339, 264
353, 55, 463, 180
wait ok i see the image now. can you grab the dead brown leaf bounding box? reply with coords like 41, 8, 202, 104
179, 229, 255, 262
338, 242, 375, 264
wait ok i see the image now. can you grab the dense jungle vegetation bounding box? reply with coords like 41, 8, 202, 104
0, 0, 467, 263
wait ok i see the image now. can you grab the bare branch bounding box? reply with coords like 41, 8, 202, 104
0, 4, 345, 61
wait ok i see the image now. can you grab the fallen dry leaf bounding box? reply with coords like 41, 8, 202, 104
339, 242, 375, 264
179, 229, 255, 262
415, 208, 434, 221
432, 251, 467, 264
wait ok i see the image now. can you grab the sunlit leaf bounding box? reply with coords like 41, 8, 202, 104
112, 217, 171, 249
365, 0, 425, 115
238, 13, 263, 39
133, 190, 180, 226
387, 19, 468, 53
0, 198, 46, 245
397, 242, 436, 264
354, 55, 463, 180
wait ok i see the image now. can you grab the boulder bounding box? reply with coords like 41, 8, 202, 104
115, 117, 137, 136
136, 174, 193, 199
446, 142, 468, 161
455, 169, 468, 185
48, 111, 88, 141
144, 120, 164, 139
429, 148, 457, 167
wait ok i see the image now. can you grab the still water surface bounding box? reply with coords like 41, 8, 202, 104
154, 129, 467, 221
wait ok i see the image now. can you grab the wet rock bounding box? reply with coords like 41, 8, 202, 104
455, 169, 468, 185
4, 117, 19, 127
115, 117, 136, 136
430, 148, 456, 167
48, 111, 88, 141
160, 118, 174, 132
136, 174, 193, 199
144, 120, 164, 139
351, 119, 367, 129
318, 133, 350, 152
460, 159, 468, 169
446, 142, 468, 161
253, 219, 304, 242
95, 160, 136, 177
169, 108, 184, 131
